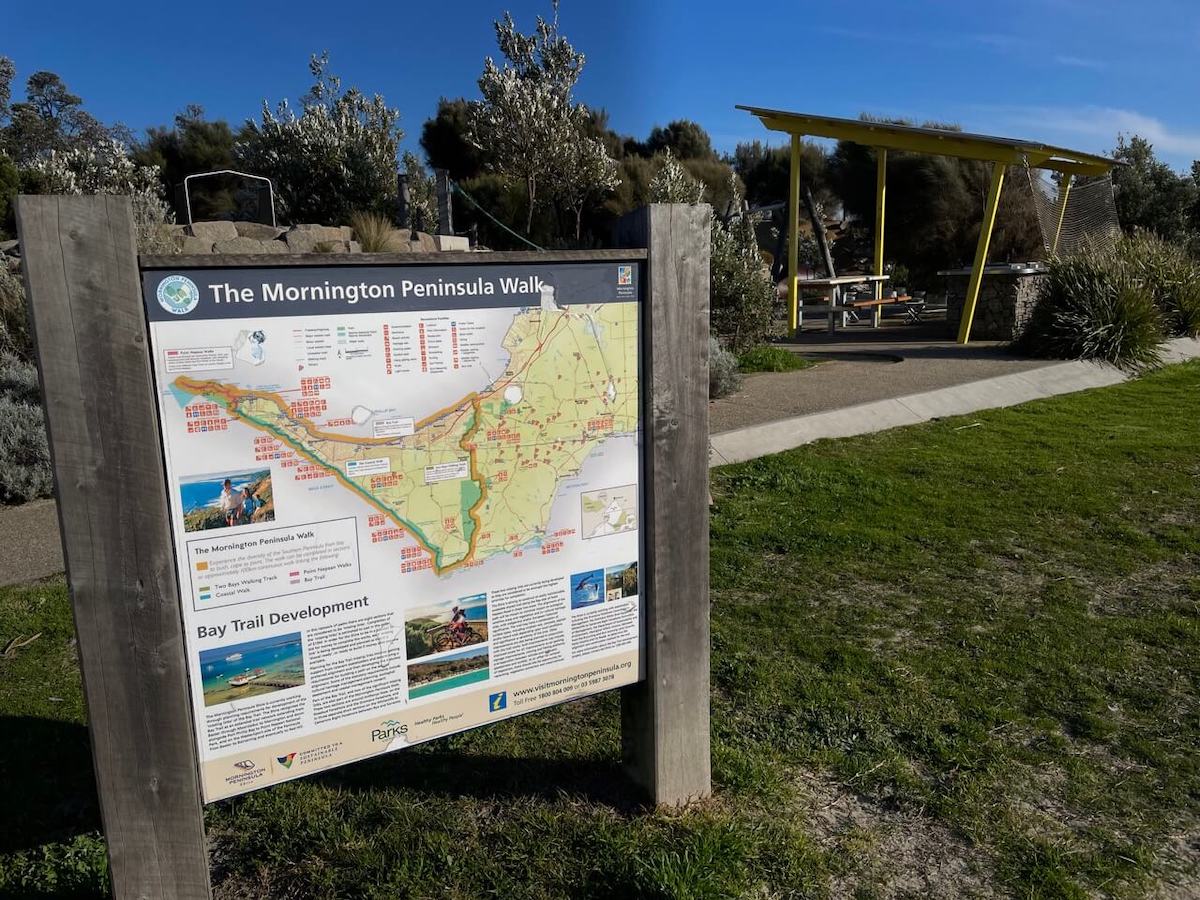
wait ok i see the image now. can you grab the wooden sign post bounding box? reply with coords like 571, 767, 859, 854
17, 195, 710, 898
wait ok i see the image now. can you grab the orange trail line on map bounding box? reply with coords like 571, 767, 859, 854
172, 310, 574, 575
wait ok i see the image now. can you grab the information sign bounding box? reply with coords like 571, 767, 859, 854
142, 261, 643, 800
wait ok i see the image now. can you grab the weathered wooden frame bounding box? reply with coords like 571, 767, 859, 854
17, 195, 710, 898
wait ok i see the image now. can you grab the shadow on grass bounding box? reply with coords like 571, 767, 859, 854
303, 746, 648, 814
0, 716, 100, 854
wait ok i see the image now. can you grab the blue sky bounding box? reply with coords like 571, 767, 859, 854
6, 0, 1199, 170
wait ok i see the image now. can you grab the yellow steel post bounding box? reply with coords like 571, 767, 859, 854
872, 148, 887, 327
956, 161, 1007, 344
788, 134, 802, 334
1051, 174, 1073, 255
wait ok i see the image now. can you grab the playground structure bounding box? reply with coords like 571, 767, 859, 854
737, 107, 1122, 343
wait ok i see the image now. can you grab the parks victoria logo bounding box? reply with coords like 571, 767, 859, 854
371, 719, 408, 742
156, 274, 200, 315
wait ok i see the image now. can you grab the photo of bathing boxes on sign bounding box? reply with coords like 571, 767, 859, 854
200, 632, 305, 707
180, 468, 274, 532
407, 645, 490, 699
404, 593, 488, 662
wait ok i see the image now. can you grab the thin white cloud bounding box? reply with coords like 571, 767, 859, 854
1054, 55, 1107, 69
976, 104, 1200, 166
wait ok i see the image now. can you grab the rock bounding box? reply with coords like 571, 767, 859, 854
283, 231, 320, 253
0, 239, 18, 255
175, 235, 215, 254
213, 237, 288, 254
347, 241, 362, 253
187, 220, 238, 242
233, 221, 285, 240
434, 235, 470, 252
289, 224, 350, 242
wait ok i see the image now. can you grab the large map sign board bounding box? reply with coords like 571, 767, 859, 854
141, 260, 643, 801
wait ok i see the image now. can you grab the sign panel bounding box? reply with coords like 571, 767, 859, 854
142, 261, 643, 801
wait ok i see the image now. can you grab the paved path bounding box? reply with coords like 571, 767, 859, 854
710, 337, 1200, 466
4, 337, 1198, 586
0, 499, 62, 587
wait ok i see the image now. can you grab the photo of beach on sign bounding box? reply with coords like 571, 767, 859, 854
180, 467, 274, 532
200, 633, 304, 707
407, 645, 489, 699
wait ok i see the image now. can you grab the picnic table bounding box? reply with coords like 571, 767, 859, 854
793, 274, 890, 332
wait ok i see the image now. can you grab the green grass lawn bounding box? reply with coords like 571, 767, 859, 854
2, 361, 1199, 898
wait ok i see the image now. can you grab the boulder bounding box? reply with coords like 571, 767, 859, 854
0, 239, 19, 256
283, 230, 320, 253
214, 237, 288, 254
233, 221, 285, 241
187, 220, 238, 242
175, 235, 215, 254
290, 224, 351, 242
434, 234, 470, 252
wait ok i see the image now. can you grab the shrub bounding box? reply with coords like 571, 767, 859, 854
1114, 231, 1200, 337
0, 266, 31, 360
710, 208, 775, 351
0, 352, 51, 504
236, 54, 400, 225
1018, 252, 1163, 370
349, 211, 399, 252
709, 335, 742, 399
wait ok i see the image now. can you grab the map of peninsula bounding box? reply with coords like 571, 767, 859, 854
173, 303, 637, 575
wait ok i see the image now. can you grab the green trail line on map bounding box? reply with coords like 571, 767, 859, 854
172, 304, 640, 575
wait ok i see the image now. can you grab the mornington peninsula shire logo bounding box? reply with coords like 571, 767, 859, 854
617, 264, 633, 286
156, 274, 200, 315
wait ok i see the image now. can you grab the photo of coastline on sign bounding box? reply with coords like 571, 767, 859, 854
180, 468, 274, 532
200, 633, 304, 706
407, 645, 490, 699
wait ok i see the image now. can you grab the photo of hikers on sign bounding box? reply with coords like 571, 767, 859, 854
180, 468, 274, 532
404, 593, 489, 662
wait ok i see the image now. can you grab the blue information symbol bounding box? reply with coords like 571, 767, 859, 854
488, 691, 507, 712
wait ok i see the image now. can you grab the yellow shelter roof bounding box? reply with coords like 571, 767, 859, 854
737, 106, 1119, 177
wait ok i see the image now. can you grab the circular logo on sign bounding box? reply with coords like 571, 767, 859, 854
156, 275, 200, 315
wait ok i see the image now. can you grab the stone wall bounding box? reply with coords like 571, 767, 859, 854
945, 271, 1045, 341
163, 220, 470, 255
2, 221, 472, 269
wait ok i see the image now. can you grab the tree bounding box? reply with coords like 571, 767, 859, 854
643, 119, 716, 161
470, 4, 617, 239
401, 151, 438, 234
648, 151, 705, 204
1111, 135, 1198, 245
0, 57, 13, 125
733, 139, 830, 207
420, 98, 485, 181
134, 106, 237, 220
235, 53, 401, 224
1, 66, 119, 167
828, 116, 1041, 283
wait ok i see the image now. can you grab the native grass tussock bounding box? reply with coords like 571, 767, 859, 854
1020, 231, 1200, 368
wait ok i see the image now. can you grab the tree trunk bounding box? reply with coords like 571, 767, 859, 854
803, 185, 836, 279
525, 175, 536, 235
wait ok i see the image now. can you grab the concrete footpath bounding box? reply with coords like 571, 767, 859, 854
3, 337, 1198, 586
710, 336, 1200, 466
